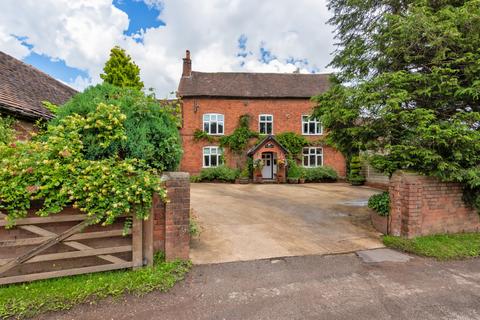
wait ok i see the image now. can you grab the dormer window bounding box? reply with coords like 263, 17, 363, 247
203, 113, 224, 135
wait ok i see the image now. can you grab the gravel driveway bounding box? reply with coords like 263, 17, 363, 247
190, 183, 384, 264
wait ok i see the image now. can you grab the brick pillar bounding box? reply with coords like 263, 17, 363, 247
388, 173, 402, 236
389, 171, 425, 238
152, 172, 190, 260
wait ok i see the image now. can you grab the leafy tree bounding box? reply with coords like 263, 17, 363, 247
313, 0, 480, 209
0, 103, 164, 225
100, 46, 144, 90
53, 83, 182, 171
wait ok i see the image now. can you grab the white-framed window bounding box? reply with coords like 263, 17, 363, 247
259, 114, 273, 134
203, 113, 224, 135
303, 147, 323, 167
302, 115, 323, 135
203, 146, 223, 168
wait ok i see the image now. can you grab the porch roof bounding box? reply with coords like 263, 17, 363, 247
247, 135, 289, 156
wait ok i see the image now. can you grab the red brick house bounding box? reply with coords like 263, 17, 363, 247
177, 50, 346, 181
0, 51, 77, 139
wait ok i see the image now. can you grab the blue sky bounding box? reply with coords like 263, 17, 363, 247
21, 0, 165, 85
0, 0, 334, 95
113, 0, 165, 36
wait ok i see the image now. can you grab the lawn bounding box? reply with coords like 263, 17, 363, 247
0, 254, 191, 319
383, 233, 480, 260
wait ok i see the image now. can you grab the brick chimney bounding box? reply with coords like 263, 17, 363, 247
182, 50, 192, 77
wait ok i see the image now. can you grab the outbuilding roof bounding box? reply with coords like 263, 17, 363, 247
0, 51, 77, 120
178, 71, 330, 99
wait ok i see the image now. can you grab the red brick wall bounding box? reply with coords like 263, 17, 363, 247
389, 171, 479, 238
153, 172, 190, 261
12, 119, 37, 141
179, 97, 346, 176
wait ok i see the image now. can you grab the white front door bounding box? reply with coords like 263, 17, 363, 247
261, 153, 273, 179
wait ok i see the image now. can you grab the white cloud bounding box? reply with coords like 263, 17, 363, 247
70, 75, 95, 91
0, 0, 128, 86
0, 27, 31, 59
0, 0, 335, 96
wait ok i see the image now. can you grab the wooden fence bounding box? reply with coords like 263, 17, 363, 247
0, 204, 154, 286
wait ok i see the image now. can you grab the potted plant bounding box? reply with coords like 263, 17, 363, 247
368, 192, 390, 234
253, 159, 264, 183
236, 166, 250, 184
299, 167, 306, 184
348, 155, 366, 186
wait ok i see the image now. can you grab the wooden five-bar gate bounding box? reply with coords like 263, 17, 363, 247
0, 205, 154, 286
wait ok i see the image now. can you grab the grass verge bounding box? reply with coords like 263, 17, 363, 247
383, 233, 480, 260
0, 254, 191, 319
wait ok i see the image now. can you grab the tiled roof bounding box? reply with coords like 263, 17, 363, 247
178, 71, 330, 98
0, 51, 77, 120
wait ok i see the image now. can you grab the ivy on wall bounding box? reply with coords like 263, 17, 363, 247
193, 129, 217, 143
275, 132, 308, 158
219, 115, 259, 154
193, 114, 259, 155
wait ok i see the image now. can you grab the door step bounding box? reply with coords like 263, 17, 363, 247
262, 179, 277, 184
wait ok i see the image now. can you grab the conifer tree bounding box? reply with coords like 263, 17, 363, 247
100, 46, 144, 90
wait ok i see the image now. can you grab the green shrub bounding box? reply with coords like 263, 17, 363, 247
368, 192, 390, 216
348, 155, 365, 185
239, 166, 250, 178
303, 166, 338, 182
0, 116, 15, 145
190, 175, 201, 183
287, 159, 302, 178
276, 132, 308, 157
246, 157, 254, 177
0, 103, 164, 225
198, 166, 240, 182
53, 83, 182, 171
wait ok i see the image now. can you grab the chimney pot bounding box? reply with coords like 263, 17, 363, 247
182, 50, 192, 77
